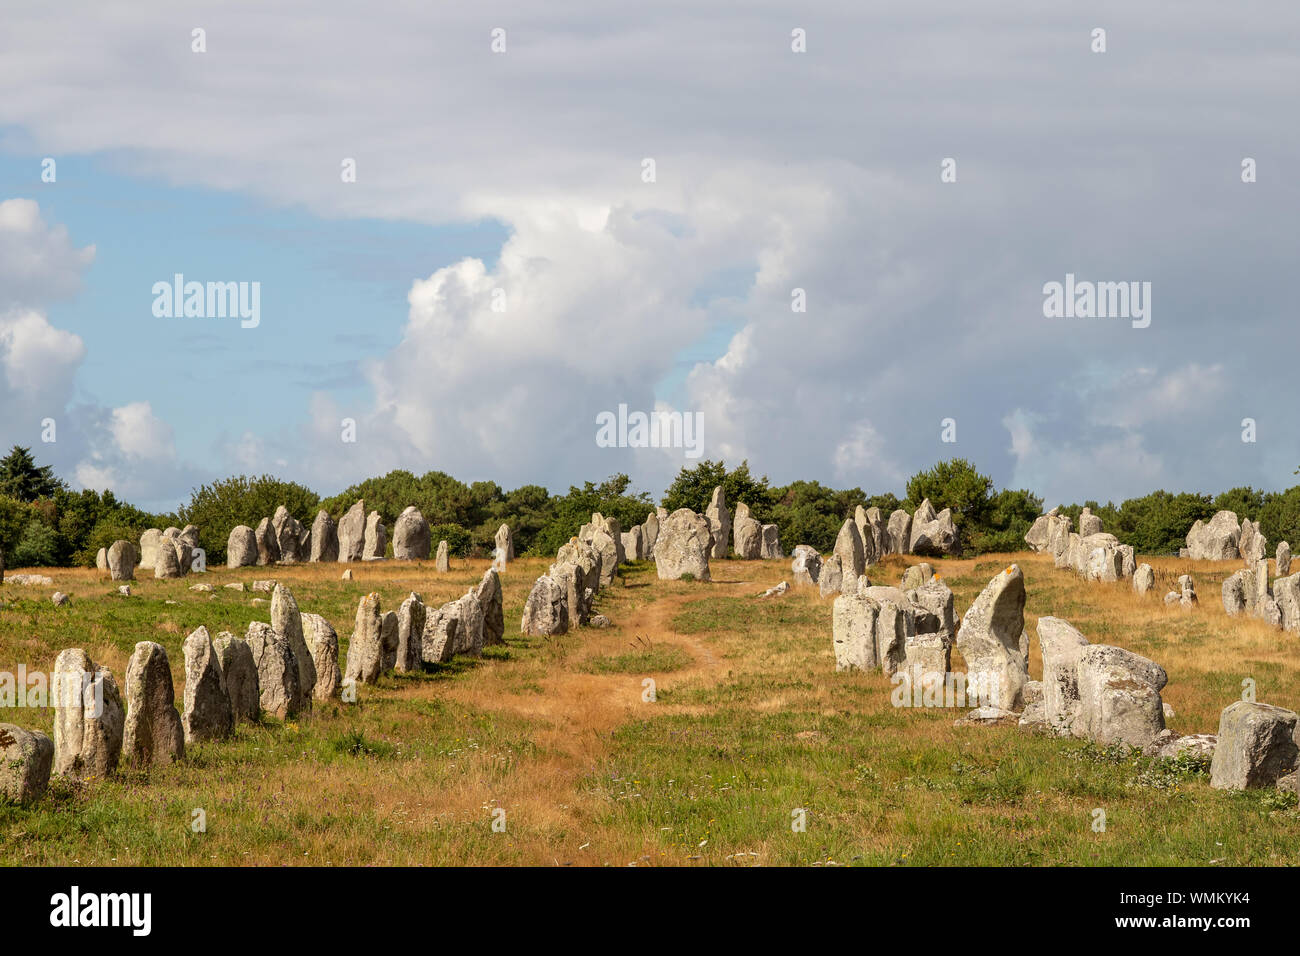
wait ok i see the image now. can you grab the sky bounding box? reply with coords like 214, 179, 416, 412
1, 2, 1298, 512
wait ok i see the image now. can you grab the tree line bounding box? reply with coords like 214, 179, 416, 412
2, 445, 1298, 567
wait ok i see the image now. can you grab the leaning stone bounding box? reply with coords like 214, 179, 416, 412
956, 565, 1029, 711
1209, 701, 1300, 790
181, 626, 233, 745
0, 724, 54, 803
52, 649, 124, 779
122, 641, 185, 766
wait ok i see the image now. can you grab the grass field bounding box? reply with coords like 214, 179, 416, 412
2, 550, 1298, 866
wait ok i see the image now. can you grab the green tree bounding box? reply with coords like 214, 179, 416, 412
0, 446, 64, 502
905, 459, 994, 552
177, 475, 320, 563
531, 475, 655, 557
662, 460, 776, 518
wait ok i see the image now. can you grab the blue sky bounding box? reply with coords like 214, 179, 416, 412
1, 2, 1298, 513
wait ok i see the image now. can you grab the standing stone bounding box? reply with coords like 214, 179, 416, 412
181, 626, 233, 745
521, 575, 569, 636
1277, 542, 1292, 577
52, 649, 124, 779
857, 586, 914, 677
732, 503, 763, 559
212, 633, 259, 723
272, 583, 316, 706
1177, 574, 1197, 608
122, 641, 185, 766
886, 509, 912, 555
900, 563, 935, 591
1209, 701, 1300, 790
621, 526, 644, 562
832, 589, 881, 672
863, 507, 888, 562
1222, 570, 1249, 617
1133, 563, 1155, 595
435, 539, 450, 572
601, 515, 625, 565
1187, 511, 1242, 561
818, 555, 844, 598
1239, 519, 1267, 565
956, 565, 1029, 711
832, 519, 865, 595
1078, 507, 1102, 537
343, 593, 384, 685
760, 524, 783, 560
1275, 573, 1300, 634
549, 562, 587, 629
478, 568, 505, 645
338, 500, 366, 562
96, 547, 108, 573
1075, 645, 1167, 748
226, 526, 258, 568
642, 512, 660, 556
245, 622, 301, 720
495, 523, 515, 561
379, 610, 400, 671
1024, 515, 1052, 552
422, 604, 460, 663
1036, 617, 1090, 736
254, 517, 280, 565
107, 539, 136, 581
905, 579, 956, 676
363, 511, 386, 560
301, 614, 342, 699
393, 507, 431, 560
153, 537, 182, 579
590, 529, 619, 586
0, 724, 54, 803
138, 528, 163, 571
653, 509, 712, 582
310, 510, 339, 562
450, 589, 485, 656
272, 506, 305, 564
395, 595, 426, 672
705, 486, 730, 559
909, 500, 960, 556
792, 545, 821, 587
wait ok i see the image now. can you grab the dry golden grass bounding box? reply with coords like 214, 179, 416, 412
1, 548, 1297, 866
